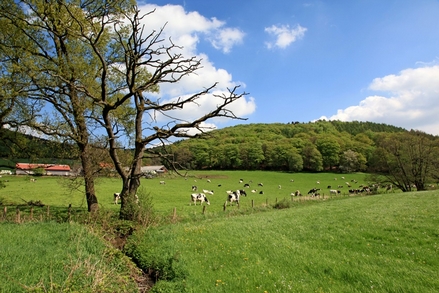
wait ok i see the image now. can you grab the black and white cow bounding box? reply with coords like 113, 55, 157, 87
191, 193, 210, 205
226, 190, 246, 206
329, 189, 341, 195
114, 192, 138, 204
114, 192, 121, 204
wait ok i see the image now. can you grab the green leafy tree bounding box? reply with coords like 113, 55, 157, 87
0, 0, 129, 211
316, 135, 341, 170
339, 149, 367, 172
301, 143, 323, 171
368, 131, 438, 191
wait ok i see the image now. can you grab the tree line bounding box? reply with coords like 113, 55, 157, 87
166, 120, 439, 191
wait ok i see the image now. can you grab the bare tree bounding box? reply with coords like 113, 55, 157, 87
91, 8, 248, 220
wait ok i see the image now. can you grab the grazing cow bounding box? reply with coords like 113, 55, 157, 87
114, 192, 120, 204
192, 185, 198, 191
114, 193, 138, 204
159, 181, 166, 184
226, 190, 245, 206
258, 183, 263, 187
307, 188, 320, 195
191, 193, 210, 205
202, 189, 214, 195
278, 185, 282, 189
327, 185, 332, 189
244, 183, 250, 188
338, 185, 344, 188
259, 191, 264, 194
207, 179, 211, 183
251, 189, 257, 193
238, 189, 247, 196
329, 189, 340, 195
291, 190, 301, 196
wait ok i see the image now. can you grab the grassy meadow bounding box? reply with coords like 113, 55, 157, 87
126, 191, 439, 292
1, 171, 438, 292
1, 171, 372, 218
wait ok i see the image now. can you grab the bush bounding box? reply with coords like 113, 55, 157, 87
273, 198, 292, 209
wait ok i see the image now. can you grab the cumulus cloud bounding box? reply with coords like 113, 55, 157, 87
210, 27, 245, 53
135, 4, 253, 133
322, 65, 439, 135
264, 24, 307, 49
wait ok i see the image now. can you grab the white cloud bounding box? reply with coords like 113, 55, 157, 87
138, 4, 244, 54
324, 65, 439, 135
135, 4, 253, 132
210, 27, 245, 53
264, 24, 307, 49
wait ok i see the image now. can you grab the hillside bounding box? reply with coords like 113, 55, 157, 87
167, 120, 410, 171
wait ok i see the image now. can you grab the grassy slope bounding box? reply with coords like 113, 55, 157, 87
126, 191, 439, 293
0, 222, 138, 293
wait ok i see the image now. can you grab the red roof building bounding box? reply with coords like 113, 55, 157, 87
15, 163, 71, 176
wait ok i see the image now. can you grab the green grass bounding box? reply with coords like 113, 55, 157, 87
125, 191, 439, 292
1, 171, 438, 292
1, 171, 372, 218
0, 222, 138, 293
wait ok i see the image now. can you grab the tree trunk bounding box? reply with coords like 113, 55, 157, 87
79, 145, 99, 212
119, 144, 144, 220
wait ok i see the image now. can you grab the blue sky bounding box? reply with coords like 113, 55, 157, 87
137, 0, 439, 135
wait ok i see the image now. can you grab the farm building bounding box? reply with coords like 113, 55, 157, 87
15, 163, 71, 176
141, 165, 168, 174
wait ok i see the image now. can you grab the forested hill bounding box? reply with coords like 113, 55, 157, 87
168, 120, 411, 171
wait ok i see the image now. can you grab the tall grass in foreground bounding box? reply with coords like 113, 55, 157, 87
0, 222, 138, 293
125, 192, 439, 293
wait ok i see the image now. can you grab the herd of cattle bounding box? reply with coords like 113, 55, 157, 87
187, 177, 379, 207
112, 176, 387, 206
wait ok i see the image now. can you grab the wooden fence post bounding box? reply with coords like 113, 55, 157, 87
30, 206, 34, 221
68, 204, 72, 222
202, 205, 206, 215
46, 205, 50, 220
3, 206, 6, 221
252, 199, 254, 208
173, 207, 177, 220
16, 207, 20, 223
223, 202, 227, 211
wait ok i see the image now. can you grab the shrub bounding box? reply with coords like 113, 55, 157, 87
273, 198, 292, 209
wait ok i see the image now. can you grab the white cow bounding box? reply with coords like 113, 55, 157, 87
191, 193, 210, 205
114, 192, 138, 204
329, 189, 340, 195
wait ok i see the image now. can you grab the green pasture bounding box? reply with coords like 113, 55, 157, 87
1, 171, 438, 292
1, 171, 375, 218
126, 191, 439, 292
